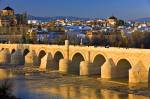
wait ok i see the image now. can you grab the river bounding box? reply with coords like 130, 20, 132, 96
0, 68, 149, 99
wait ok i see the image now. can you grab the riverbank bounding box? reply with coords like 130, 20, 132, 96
1, 66, 150, 98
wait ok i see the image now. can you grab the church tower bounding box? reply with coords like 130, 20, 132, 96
0, 6, 15, 16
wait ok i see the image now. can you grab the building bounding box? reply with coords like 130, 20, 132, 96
0, 6, 17, 26
86, 30, 102, 40
0, 6, 15, 16
107, 16, 117, 26
0, 19, 10, 26
28, 20, 41, 25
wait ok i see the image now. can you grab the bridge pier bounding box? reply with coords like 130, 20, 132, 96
59, 59, 70, 73
129, 69, 149, 83
0, 48, 11, 65
80, 61, 92, 75
25, 50, 38, 66
59, 40, 70, 73
101, 58, 116, 78
129, 61, 149, 83
39, 53, 54, 71
11, 49, 24, 65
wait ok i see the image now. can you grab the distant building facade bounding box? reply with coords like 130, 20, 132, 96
0, 6, 16, 26
107, 16, 117, 26
0, 6, 27, 27
0, 6, 15, 16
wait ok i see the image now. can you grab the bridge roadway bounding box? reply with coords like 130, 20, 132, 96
0, 40, 150, 83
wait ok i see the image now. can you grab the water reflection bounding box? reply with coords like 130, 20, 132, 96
0, 68, 149, 99
31, 84, 149, 99
0, 69, 14, 80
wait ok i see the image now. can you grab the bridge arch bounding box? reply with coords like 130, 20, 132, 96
70, 51, 86, 61
92, 54, 106, 75
11, 49, 16, 54
37, 48, 47, 55
92, 52, 107, 62
116, 59, 132, 79
23, 49, 30, 56
53, 49, 65, 58
70, 52, 85, 75
23, 49, 30, 64
38, 50, 46, 66
1, 48, 4, 51
53, 51, 64, 70
116, 57, 134, 67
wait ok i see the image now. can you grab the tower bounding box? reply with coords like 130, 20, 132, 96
1, 6, 15, 16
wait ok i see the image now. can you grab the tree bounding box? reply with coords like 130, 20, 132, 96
143, 32, 150, 48
131, 30, 144, 48
116, 19, 125, 26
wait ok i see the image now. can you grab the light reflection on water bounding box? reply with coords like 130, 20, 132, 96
0, 69, 149, 99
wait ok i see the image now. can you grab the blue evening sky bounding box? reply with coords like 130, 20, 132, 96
0, 0, 150, 20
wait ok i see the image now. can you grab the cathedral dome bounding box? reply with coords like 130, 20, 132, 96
3, 6, 14, 11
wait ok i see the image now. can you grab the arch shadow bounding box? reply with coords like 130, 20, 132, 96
70, 53, 85, 75
92, 54, 106, 75
38, 50, 46, 66
115, 59, 132, 81
1, 48, 4, 51
23, 49, 30, 65
23, 49, 30, 56
53, 51, 64, 70
11, 49, 16, 54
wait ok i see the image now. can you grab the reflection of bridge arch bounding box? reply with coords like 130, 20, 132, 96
54, 51, 64, 70
116, 59, 132, 79
38, 50, 46, 66
70, 53, 85, 75
92, 54, 106, 75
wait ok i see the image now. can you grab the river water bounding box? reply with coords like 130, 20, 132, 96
0, 68, 149, 99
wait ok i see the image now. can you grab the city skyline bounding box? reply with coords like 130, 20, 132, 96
0, 0, 150, 20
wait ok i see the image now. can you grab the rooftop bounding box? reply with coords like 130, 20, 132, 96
3, 6, 14, 11
108, 16, 117, 20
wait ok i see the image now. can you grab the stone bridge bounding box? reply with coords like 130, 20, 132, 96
0, 40, 150, 83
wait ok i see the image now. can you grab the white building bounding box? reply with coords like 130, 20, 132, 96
28, 20, 41, 25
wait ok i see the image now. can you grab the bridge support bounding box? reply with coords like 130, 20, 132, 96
0, 49, 11, 65
59, 59, 70, 73
11, 49, 24, 65
80, 61, 92, 75
39, 53, 54, 71
101, 58, 116, 78
129, 61, 149, 83
59, 40, 70, 73
129, 69, 149, 83
25, 50, 38, 66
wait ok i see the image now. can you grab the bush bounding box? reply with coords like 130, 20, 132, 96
0, 79, 20, 99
